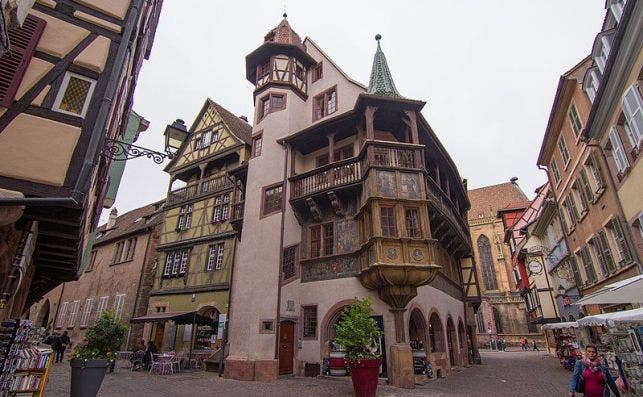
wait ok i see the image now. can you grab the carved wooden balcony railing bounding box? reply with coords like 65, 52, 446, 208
424, 176, 470, 247
290, 141, 423, 200
166, 174, 234, 206
230, 201, 245, 223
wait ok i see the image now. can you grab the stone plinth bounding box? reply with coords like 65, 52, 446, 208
254, 359, 279, 382
224, 356, 255, 381
387, 343, 415, 389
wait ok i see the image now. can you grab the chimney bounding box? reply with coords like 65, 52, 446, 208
107, 208, 118, 229
239, 115, 248, 122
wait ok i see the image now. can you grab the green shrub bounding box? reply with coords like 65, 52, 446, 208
334, 298, 382, 362
71, 311, 127, 360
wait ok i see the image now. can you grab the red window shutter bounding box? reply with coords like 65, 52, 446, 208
0, 14, 46, 107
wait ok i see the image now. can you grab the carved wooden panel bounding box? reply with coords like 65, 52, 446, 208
301, 256, 359, 282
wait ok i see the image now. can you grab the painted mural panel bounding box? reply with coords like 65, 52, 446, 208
399, 172, 421, 199
301, 256, 358, 282
376, 170, 396, 197
335, 219, 358, 254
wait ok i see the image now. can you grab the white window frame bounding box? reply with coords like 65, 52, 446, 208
113, 294, 125, 320
608, 127, 629, 173
584, 68, 601, 103
638, 212, 643, 239
95, 296, 109, 322
67, 300, 80, 328
558, 136, 571, 165
550, 159, 561, 184
622, 85, 643, 149
56, 302, 68, 328
179, 250, 189, 274
80, 298, 93, 327
164, 252, 173, 276
568, 102, 583, 139
52, 72, 97, 118
215, 243, 224, 270
594, 34, 612, 74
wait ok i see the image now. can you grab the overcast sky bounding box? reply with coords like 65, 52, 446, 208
104, 0, 606, 223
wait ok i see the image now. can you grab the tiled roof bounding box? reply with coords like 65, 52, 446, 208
467, 182, 528, 221
95, 200, 164, 245
207, 99, 252, 145
367, 35, 402, 98
264, 15, 304, 49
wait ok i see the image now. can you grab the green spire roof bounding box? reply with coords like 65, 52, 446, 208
367, 34, 402, 98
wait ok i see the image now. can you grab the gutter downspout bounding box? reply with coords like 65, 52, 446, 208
583, 141, 642, 272
71, 0, 145, 203
274, 143, 289, 360
127, 228, 154, 349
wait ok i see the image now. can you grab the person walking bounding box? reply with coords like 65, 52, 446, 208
532, 339, 539, 351
56, 331, 70, 362
569, 345, 620, 397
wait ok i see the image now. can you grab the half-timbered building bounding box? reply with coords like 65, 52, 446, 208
145, 100, 251, 351
0, 0, 162, 319
224, 17, 481, 388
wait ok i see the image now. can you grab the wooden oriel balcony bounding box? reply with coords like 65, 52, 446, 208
290, 141, 423, 200
166, 174, 234, 206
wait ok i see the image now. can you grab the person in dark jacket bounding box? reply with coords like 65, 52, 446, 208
142, 341, 158, 369
569, 345, 620, 397
56, 331, 71, 362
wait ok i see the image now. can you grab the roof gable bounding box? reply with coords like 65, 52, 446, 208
468, 182, 529, 221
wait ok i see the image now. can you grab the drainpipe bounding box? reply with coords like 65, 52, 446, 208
582, 140, 642, 271
127, 228, 154, 349
71, 0, 145, 202
274, 143, 289, 361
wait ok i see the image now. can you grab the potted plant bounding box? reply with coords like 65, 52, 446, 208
334, 298, 382, 397
69, 311, 127, 397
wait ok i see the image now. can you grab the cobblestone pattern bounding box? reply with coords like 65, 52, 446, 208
45, 351, 570, 396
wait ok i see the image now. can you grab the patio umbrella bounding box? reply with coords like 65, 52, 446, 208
573, 274, 643, 305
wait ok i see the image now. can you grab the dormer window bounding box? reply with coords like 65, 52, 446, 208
608, 0, 625, 24
583, 67, 601, 103
592, 30, 615, 74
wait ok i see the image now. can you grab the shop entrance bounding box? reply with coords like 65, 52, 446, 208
279, 320, 295, 375
153, 323, 165, 348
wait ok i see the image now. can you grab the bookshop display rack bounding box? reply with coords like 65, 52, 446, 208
0, 320, 53, 397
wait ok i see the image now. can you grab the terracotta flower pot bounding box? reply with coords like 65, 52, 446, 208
349, 358, 381, 397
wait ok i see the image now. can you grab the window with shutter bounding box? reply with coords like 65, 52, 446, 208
568, 102, 583, 139
622, 85, 643, 149
598, 229, 617, 273
568, 256, 583, 287
558, 136, 570, 165
579, 169, 594, 204
587, 153, 604, 191
573, 182, 588, 214
0, 15, 46, 107
608, 127, 629, 173
550, 159, 561, 184
579, 247, 597, 284
607, 218, 631, 265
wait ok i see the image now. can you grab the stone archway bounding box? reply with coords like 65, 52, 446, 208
446, 317, 457, 367
428, 312, 445, 353
457, 319, 466, 366
35, 299, 50, 329
409, 308, 428, 350
319, 300, 354, 359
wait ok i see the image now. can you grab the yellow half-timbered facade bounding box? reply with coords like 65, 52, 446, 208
147, 99, 251, 351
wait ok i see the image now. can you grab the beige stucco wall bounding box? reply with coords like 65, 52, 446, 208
0, 114, 80, 186
32, 9, 89, 58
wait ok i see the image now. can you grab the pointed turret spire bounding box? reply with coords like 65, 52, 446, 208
367, 34, 402, 98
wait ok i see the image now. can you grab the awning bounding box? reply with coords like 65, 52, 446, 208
577, 307, 643, 327
541, 321, 579, 330
130, 311, 215, 325
574, 274, 643, 305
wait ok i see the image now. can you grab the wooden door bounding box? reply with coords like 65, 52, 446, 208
153, 323, 165, 348
278, 321, 294, 375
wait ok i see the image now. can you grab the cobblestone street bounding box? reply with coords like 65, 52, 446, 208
45, 351, 570, 396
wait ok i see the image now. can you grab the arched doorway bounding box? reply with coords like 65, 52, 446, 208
35, 299, 50, 329
428, 312, 444, 353
409, 308, 428, 350
457, 320, 466, 366
446, 318, 457, 367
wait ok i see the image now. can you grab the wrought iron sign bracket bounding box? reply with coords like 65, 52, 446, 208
102, 138, 174, 164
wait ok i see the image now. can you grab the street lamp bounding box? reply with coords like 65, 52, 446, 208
164, 119, 188, 154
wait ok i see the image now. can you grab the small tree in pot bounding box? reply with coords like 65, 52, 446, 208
69, 311, 126, 397
334, 298, 382, 397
